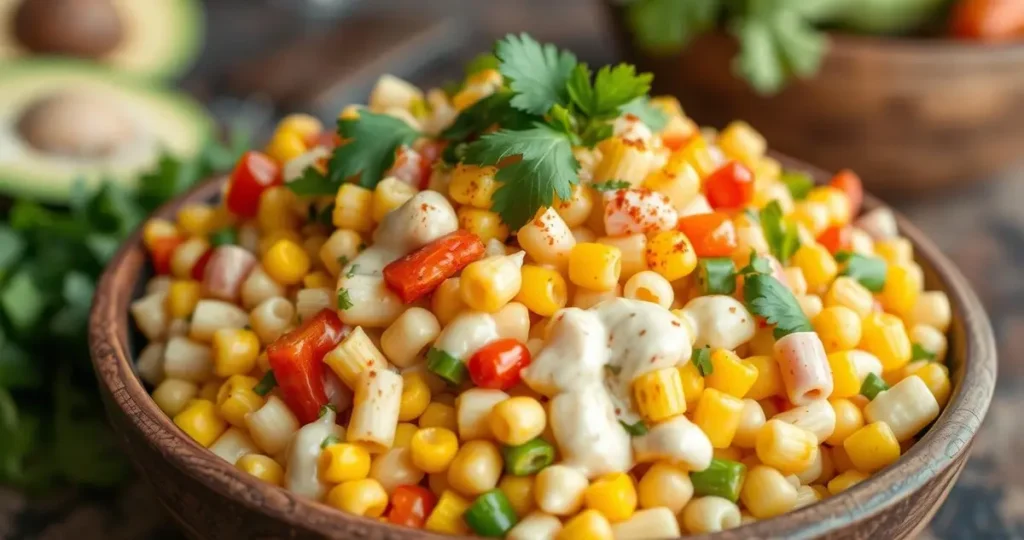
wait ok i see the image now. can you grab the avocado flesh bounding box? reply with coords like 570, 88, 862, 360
0, 0, 203, 80
0, 59, 212, 203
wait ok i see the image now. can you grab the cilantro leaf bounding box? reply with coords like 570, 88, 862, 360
463, 124, 580, 229
337, 288, 354, 310
692, 347, 713, 376
496, 33, 578, 115
591, 180, 632, 192
253, 371, 277, 396
287, 166, 336, 196
730, 8, 828, 95
911, 344, 936, 362
743, 272, 812, 339
620, 97, 668, 131
836, 251, 888, 292
321, 435, 341, 449
626, 0, 722, 53
571, 64, 652, 118
465, 52, 500, 76
780, 170, 814, 200
440, 91, 538, 143
760, 201, 801, 264
738, 250, 773, 276
620, 419, 649, 436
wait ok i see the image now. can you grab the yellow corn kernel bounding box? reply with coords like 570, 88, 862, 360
755, 419, 818, 475
704, 350, 759, 399
792, 243, 838, 290
875, 238, 913, 265
790, 201, 831, 238
558, 509, 614, 540
713, 447, 743, 461
826, 398, 865, 446
333, 184, 374, 232
489, 396, 546, 446
166, 280, 202, 319
569, 243, 622, 291
432, 278, 467, 326
173, 399, 227, 447
143, 218, 180, 250
277, 113, 323, 140
881, 263, 922, 316
303, 271, 334, 290
593, 136, 652, 186
265, 128, 308, 165
211, 328, 261, 377
718, 120, 766, 166
693, 388, 745, 449
555, 184, 596, 228
262, 239, 311, 286
676, 136, 719, 179
824, 276, 874, 319
457, 207, 509, 244
585, 472, 637, 523
320, 229, 363, 276
843, 421, 900, 473
446, 440, 502, 497
814, 306, 863, 353
637, 462, 693, 514
905, 362, 951, 408
215, 375, 265, 429
740, 465, 799, 519
425, 490, 471, 534
257, 228, 302, 258
677, 362, 705, 410
325, 478, 389, 517
744, 355, 783, 401
645, 230, 698, 282
323, 327, 388, 389
237, 454, 284, 485
633, 367, 687, 423
177, 204, 217, 237
498, 475, 535, 517
257, 186, 301, 233
449, 164, 499, 208
153, 379, 199, 416
806, 186, 852, 227
827, 351, 861, 399
393, 422, 419, 449
399, 372, 432, 421
827, 470, 869, 495
860, 312, 912, 372
460, 254, 523, 313
373, 177, 418, 223
733, 398, 767, 449
198, 379, 221, 402
755, 156, 783, 186
515, 265, 568, 317
643, 160, 701, 215
419, 402, 458, 432
432, 393, 457, 406
319, 443, 372, 483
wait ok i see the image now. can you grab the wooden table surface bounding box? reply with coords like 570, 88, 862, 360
1, 0, 1022, 538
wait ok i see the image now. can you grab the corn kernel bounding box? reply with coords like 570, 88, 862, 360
419, 402, 458, 432
515, 265, 568, 317
373, 177, 418, 223
177, 204, 217, 237
262, 239, 311, 286
704, 350, 759, 398
173, 399, 227, 447
333, 184, 374, 232
881, 263, 922, 317
792, 243, 838, 290
677, 362, 706, 410
904, 362, 951, 408
558, 509, 614, 540
645, 230, 697, 282
212, 328, 261, 377
166, 280, 202, 319
237, 454, 284, 485
693, 388, 745, 449
827, 470, 869, 494
399, 372, 432, 422
265, 129, 308, 165
827, 351, 862, 399
449, 164, 499, 208
806, 186, 852, 227
498, 475, 535, 517
744, 355, 782, 401
569, 243, 622, 291
458, 207, 509, 244
425, 490, 471, 534
319, 443, 372, 482
824, 276, 874, 319
257, 186, 301, 233
633, 368, 687, 423
875, 238, 913, 265
755, 419, 818, 475
814, 306, 862, 353
843, 421, 900, 473
303, 271, 334, 290
826, 398, 865, 447
460, 254, 523, 313
584, 473, 637, 523
278, 113, 323, 140
718, 121, 766, 166
860, 312, 912, 372
216, 375, 265, 428
325, 478, 389, 517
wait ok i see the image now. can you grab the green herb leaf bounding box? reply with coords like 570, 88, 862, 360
620, 96, 668, 131
318, 403, 337, 418
692, 346, 713, 376
738, 250, 773, 276
743, 272, 813, 339
465, 52, 500, 76
860, 372, 889, 400
463, 124, 580, 229
0, 225, 26, 279
346, 264, 359, 279
760, 200, 801, 264
440, 90, 538, 143
620, 419, 649, 436
568, 63, 653, 119
836, 251, 888, 292
253, 371, 277, 396
591, 180, 632, 192
337, 288, 354, 310
780, 170, 814, 200
0, 270, 46, 334
626, 0, 722, 53
730, 7, 828, 95
320, 435, 341, 449
0, 336, 42, 390
496, 33, 578, 115
911, 344, 936, 362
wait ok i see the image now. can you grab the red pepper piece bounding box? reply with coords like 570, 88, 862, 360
818, 226, 852, 255
829, 169, 863, 219
266, 309, 350, 423
467, 339, 532, 390
677, 212, 738, 258
416, 140, 446, 190
150, 235, 184, 275
190, 248, 213, 281
224, 151, 281, 218
950, 0, 1024, 41
387, 485, 437, 528
704, 161, 755, 210
382, 230, 486, 303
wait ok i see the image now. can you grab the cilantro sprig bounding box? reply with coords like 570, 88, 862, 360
740, 252, 812, 339
760, 200, 801, 264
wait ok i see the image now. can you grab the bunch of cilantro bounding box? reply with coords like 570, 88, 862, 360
0, 134, 247, 491
624, 0, 950, 94
289, 33, 666, 230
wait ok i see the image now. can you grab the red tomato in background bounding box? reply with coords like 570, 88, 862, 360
704, 161, 755, 210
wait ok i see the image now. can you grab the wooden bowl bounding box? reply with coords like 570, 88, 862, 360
89, 159, 996, 539
606, 8, 1024, 196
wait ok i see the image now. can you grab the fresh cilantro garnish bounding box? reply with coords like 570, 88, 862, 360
567, 63, 652, 119
591, 180, 632, 192
463, 124, 580, 229
620, 419, 649, 436
836, 251, 888, 293
620, 96, 668, 131
345, 264, 359, 279
738, 250, 773, 276
253, 371, 277, 396
730, 5, 829, 94
465, 52, 500, 76
760, 201, 801, 264
626, 0, 722, 53
320, 435, 341, 449
743, 271, 813, 339
337, 288, 354, 310
911, 344, 936, 362
691, 346, 713, 376
440, 91, 537, 144
496, 33, 578, 116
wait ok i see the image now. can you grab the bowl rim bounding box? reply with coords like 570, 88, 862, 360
89, 158, 997, 539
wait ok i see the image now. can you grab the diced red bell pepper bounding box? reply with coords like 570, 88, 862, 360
387, 485, 437, 528
266, 309, 350, 423
190, 249, 213, 281
818, 225, 852, 255
829, 169, 863, 218
704, 161, 755, 210
677, 212, 738, 257
415, 140, 446, 190
150, 235, 184, 275
467, 339, 532, 390
383, 230, 486, 303
950, 0, 1024, 41
224, 151, 281, 218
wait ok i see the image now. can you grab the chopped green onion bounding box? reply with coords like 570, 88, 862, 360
836, 251, 888, 293
464, 489, 518, 537
780, 171, 814, 200
698, 258, 737, 295
318, 403, 337, 417
690, 458, 746, 502
336, 288, 354, 310
860, 372, 889, 400
692, 346, 713, 376
209, 227, 237, 246
591, 179, 631, 192
320, 435, 340, 449
619, 419, 649, 436
911, 344, 936, 362
345, 264, 359, 279
426, 347, 467, 385
253, 371, 277, 396
502, 438, 555, 476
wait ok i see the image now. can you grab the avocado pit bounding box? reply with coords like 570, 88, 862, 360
14, 0, 124, 58
16, 91, 138, 158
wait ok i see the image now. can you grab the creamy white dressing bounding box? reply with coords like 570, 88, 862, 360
433, 311, 500, 361
679, 295, 755, 351
284, 409, 343, 501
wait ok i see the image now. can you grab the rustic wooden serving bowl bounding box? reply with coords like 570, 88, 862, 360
606, 8, 1024, 195
90, 159, 996, 539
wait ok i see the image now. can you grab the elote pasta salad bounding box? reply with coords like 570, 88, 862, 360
132, 34, 953, 539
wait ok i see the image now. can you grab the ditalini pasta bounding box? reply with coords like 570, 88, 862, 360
133, 34, 956, 538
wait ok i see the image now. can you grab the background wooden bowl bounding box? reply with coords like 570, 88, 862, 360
606, 8, 1024, 196
89, 158, 996, 539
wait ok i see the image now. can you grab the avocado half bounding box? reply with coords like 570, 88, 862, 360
0, 0, 204, 80
0, 59, 213, 202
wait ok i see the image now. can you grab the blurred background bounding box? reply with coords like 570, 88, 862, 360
0, 0, 1022, 538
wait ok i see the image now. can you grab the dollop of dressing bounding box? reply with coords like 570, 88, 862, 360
284, 408, 342, 501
